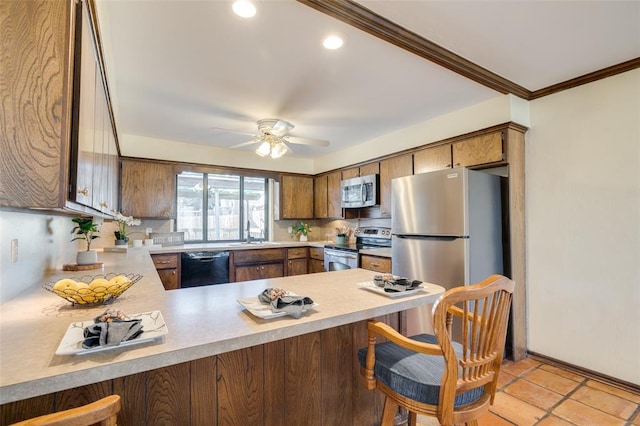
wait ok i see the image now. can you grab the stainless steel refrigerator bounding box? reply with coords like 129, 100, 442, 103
391, 167, 503, 339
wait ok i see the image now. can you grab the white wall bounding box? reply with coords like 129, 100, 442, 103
527, 69, 640, 384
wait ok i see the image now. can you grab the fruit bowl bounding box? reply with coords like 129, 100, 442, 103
43, 273, 142, 305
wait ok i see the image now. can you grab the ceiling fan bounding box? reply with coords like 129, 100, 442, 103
214, 119, 330, 159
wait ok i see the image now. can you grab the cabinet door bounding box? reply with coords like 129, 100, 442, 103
235, 265, 264, 282
313, 175, 328, 219
359, 162, 380, 176
452, 131, 503, 167
308, 259, 325, 274
0, 0, 74, 209
360, 255, 391, 273
121, 159, 176, 218
157, 269, 179, 290
327, 171, 343, 218
261, 263, 284, 279
413, 144, 452, 175
379, 154, 413, 216
341, 168, 359, 180
287, 258, 308, 276
280, 175, 313, 219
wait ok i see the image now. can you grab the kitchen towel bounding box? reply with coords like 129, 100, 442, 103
258, 289, 314, 319
82, 319, 143, 349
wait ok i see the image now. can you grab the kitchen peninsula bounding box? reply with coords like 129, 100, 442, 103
0, 250, 443, 425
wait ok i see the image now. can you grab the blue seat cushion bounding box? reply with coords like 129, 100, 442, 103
357, 333, 484, 406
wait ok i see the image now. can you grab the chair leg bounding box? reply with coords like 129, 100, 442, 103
408, 411, 418, 426
381, 397, 399, 426
465, 420, 479, 426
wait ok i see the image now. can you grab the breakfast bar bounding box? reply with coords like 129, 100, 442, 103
0, 250, 444, 425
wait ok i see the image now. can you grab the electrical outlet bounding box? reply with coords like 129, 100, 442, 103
146, 227, 153, 235
11, 239, 18, 263
287, 226, 292, 233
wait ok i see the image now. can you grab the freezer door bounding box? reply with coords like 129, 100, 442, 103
391, 168, 467, 236
392, 235, 468, 337
392, 235, 468, 288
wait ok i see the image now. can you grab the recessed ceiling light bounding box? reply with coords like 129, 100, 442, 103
323, 35, 344, 50
232, 0, 256, 18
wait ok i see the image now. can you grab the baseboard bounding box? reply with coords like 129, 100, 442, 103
527, 351, 640, 395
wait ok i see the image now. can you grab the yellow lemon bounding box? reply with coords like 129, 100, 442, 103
53, 278, 78, 292
89, 278, 110, 290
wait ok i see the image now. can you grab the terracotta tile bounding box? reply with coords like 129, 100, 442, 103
571, 385, 638, 420
477, 410, 514, 425
489, 392, 546, 426
539, 364, 585, 383
536, 415, 575, 426
500, 358, 540, 377
553, 399, 626, 426
525, 369, 580, 395
496, 370, 517, 390
505, 378, 564, 410
585, 379, 640, 404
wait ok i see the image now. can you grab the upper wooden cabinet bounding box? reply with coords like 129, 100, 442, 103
0, 0, 119, 215
379, 153, 413, 216
413, 144, 452, 174
121, 159, 176, 218
342, 162, 379, 180
314, 171, 342, 219
452, 131, 503, 168
280, 175, 314, 219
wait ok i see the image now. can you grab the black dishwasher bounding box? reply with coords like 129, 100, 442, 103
181, 251, 230, 287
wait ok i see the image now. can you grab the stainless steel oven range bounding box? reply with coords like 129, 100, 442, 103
323, 227, 391, 271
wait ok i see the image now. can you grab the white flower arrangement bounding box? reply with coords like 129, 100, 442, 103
113, 212, 141, 240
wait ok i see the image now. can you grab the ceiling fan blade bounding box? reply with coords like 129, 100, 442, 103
270, 120, 294, 137
228, 138, 262, 149
211, 126, 259, 138
284, 135, 330, 147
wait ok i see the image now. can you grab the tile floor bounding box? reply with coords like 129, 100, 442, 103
416, 357, 640, 426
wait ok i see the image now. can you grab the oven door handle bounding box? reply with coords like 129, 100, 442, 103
324, 249, 358, 259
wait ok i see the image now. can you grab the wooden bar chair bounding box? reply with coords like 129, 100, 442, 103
359, 275, 515, 426
11, 395, 121, 426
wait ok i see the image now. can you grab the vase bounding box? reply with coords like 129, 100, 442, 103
299, 234, 308, 242
115, 239, 127, 246
77, 250, 97, 265
335, 235, 346, 244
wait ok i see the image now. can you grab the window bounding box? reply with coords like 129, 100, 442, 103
176, 172, 268, 243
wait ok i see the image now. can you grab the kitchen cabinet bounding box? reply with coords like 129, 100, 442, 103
308, 247, 325, 273
413, 144, 452, 174
151, 253, 181, 290
231, 248, 286, 282
342, 162, 379, 180
1, 0, 118, 215
286, 247, 308, 276
360, 255, 391, 273
313, 171, 342, 219
452, 131, 503, 167
280, 175, 314, 219
120, 159, 176, 218
379, 154, 413, 216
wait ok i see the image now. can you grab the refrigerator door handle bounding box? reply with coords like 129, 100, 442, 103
394, 234, 466, 241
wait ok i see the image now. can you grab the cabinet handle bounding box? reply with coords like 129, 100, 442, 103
371, 262, 380, 267
100, 201, 108, 208
454, 162, 461, 167
77, 187, 89, 197
156, 260, 171, 264
171, 270, 176, 275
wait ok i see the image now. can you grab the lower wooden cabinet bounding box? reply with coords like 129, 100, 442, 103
360, 255, 391, 273
308, 247, 325, 273
231, 248, 286, 282
287, 247, 308, 276
151, 253, 180, 290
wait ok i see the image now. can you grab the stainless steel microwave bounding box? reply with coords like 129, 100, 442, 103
341, 174, 379, 208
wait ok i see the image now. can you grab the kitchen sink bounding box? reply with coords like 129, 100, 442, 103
228, 241, 282, 246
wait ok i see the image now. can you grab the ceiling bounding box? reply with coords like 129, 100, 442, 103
96, 0, 640, 165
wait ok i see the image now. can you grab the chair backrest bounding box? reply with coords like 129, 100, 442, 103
432, 275, 514, 425
329, 261, 351, 271
11, 395, 121, 426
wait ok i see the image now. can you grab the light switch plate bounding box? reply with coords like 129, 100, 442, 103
11, 239, 18, 263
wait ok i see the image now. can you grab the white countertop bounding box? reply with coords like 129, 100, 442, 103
147, 240, 328, 254
0, 249, 438, 404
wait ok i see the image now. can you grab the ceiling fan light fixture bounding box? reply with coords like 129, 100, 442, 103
232, 0, 256, 18
270, 141, 288, 159
323, 35, 344, 50
256, 141, 271, 157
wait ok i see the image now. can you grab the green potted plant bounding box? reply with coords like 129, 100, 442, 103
292, 222, 312, 242
71, 217, 100, 265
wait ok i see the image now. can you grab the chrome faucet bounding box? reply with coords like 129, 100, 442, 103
246, 220, 252, 243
